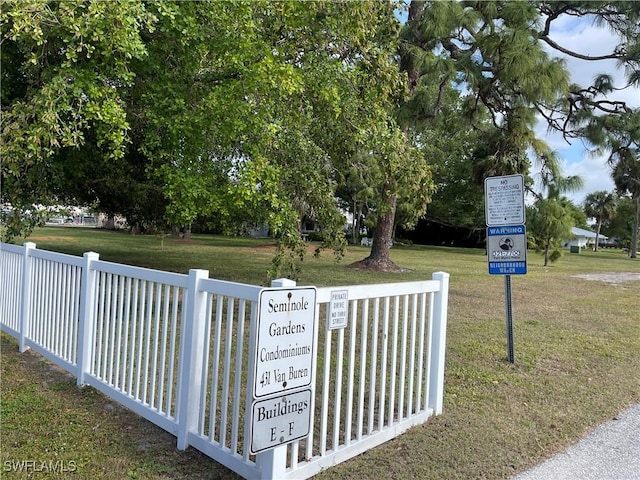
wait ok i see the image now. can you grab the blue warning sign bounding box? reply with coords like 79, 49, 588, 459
487, 225, 527, 275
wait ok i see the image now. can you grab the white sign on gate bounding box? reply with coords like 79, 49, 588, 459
484, 174, 525, 226
328, 290, 348, 330
250, 389, 312, 454
254, 287, 316, 398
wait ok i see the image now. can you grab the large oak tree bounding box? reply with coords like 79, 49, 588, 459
2, 1, 407, 278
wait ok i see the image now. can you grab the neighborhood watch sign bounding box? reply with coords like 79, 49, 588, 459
487, 225, 527, 275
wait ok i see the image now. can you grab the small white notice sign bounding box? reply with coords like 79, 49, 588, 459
484, 174, 525, 226
328, 290, 348, 330
254, 287, 316, 398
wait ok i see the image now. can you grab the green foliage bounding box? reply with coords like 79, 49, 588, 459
565, 200, 589, 230
398, 0, 639, 252
602, 195, 638, 249
583, 190, 617, 250
584, 191, 618, 222
397, 0, 572, 249
1, 0, 154, 162
527, 160, 584, 266
138, 0, 409, 273
1, 0, 406, 272
4, 0, 637, 269
527, 199, 572, 265
0, 209, 46, 244
406, 0, 570, 126
1, 0, 157, 240
583, 109, 639, 257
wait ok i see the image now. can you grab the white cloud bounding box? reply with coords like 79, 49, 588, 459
561, 151, 616, 205
535, 15, 639, 205
549, 20, 636, 102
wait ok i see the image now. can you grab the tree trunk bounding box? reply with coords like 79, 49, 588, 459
349, 193, 406, 272
183, 225, 192, 241
631, 196, 639, 259
594, 218, 601, 252
405, 1, 425, 96
352, 199, 358, 245
544, 242, 550, 267
105, 214, 116, 230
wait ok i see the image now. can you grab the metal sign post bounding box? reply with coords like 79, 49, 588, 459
484, 174, 526, 364
504, 275, 515, 364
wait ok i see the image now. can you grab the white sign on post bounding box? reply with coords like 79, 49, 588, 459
484, 174, 525, 226
328, 290, 348, 330
250, 287, 316, 454
250, 389, 312, 454
254, 287, 316, 398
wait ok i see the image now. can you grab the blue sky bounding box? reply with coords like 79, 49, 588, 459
537, 15, 640, 205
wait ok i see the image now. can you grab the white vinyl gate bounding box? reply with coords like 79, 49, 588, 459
0, 242, 449, 479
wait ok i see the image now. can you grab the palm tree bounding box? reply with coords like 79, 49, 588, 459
583, 191, 617, 252
612, 153, 640, 258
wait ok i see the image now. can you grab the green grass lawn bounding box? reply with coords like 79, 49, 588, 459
1, 227, 639, 479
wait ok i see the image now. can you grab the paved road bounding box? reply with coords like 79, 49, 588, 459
512, 403, 640, 480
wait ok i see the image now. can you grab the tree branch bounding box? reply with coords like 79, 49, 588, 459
538, 34, 624, 62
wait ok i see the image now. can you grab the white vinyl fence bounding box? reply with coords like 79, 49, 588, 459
0, 242, 449, 479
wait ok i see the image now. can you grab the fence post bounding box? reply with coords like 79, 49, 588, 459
429, 271, 450, 415
18, 242, 36, 353
255, 278, 296, 480
176, 269, 209, 451
77, 251, 100, 386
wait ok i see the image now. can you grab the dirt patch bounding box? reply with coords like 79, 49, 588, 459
169, 238, 202, 245
252, 242, 325, 255
27, 235, 77, 242
572, 272, 640, 285
348, 257, 410, 273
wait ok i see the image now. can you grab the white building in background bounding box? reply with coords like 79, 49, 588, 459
42, 205, 98, 226
563, 227, 607, 250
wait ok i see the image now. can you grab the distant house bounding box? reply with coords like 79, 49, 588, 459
563, 227, 607, 249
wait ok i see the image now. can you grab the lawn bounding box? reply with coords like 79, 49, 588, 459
1, 227, 639, 479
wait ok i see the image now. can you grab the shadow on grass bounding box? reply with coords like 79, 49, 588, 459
0, 333, 241, 480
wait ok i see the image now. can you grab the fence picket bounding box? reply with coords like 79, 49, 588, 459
18, 242, 35, 352
345, 299, 358, 446
333, 327, 344, 450
369, 298, 380, 433
379, 296, 390, 429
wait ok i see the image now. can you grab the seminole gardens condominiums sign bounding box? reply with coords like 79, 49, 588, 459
250, 286, 317, 454
254, 287, 316, 398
